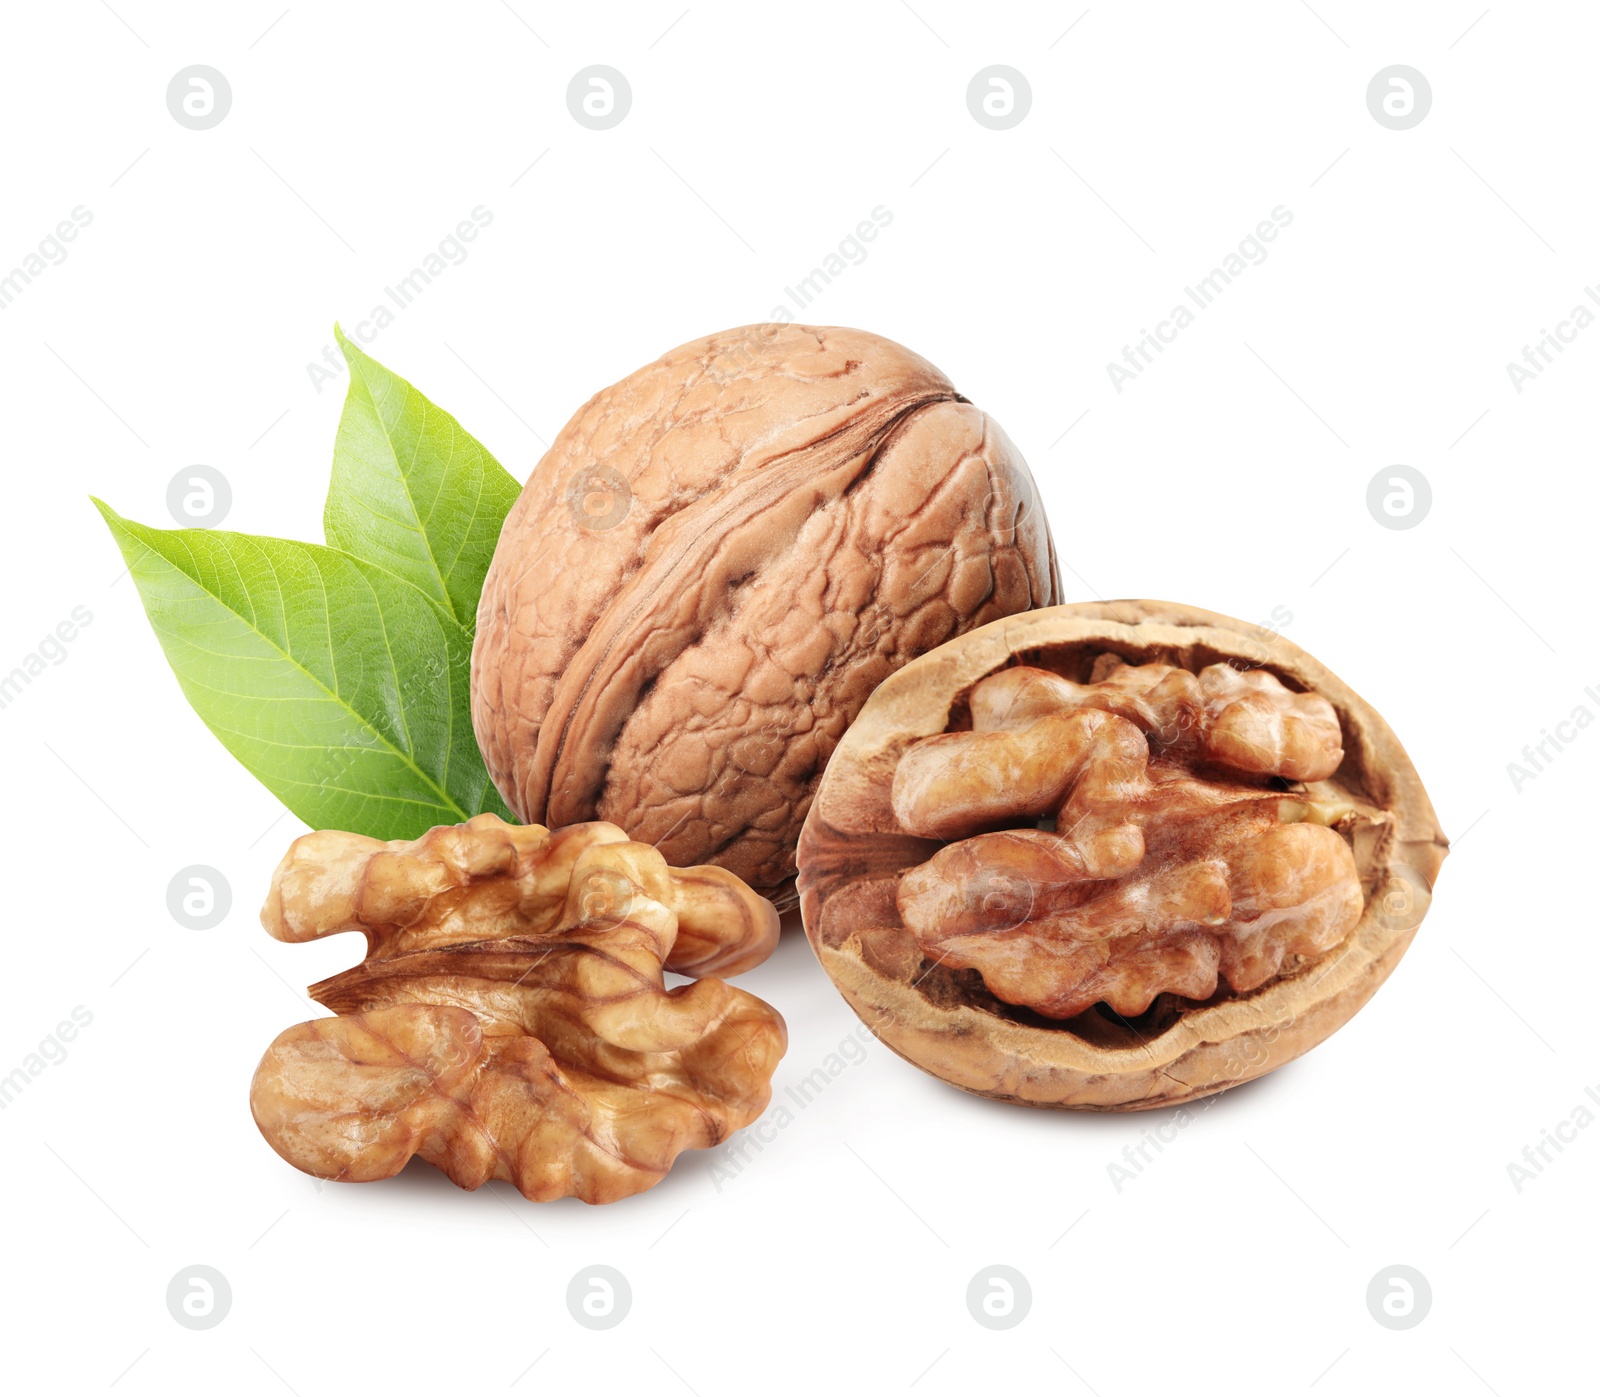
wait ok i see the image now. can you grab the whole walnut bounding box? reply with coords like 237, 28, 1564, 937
472, 324, 1061, 905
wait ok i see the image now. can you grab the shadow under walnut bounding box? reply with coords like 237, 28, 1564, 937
795, 601, 1448, 1111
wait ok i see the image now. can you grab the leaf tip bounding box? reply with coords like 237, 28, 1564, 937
333, 322, 364, 372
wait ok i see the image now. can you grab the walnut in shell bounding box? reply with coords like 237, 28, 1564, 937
471, 324, 1061, 909
250, 814, 786, 1203
796, 602, 1447, 1110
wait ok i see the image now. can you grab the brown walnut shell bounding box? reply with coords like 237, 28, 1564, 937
795, 600, 1448, 1110
472, 324, 1060, 908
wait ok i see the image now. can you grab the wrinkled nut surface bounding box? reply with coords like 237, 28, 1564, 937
472, 324, 1061, 908
796, 601, 1447, 1110
250, 814, 785, 1203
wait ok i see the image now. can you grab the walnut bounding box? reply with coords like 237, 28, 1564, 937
892, 662, 1362, 1018
471, 324, 1061, 909
796, 601, 1448, 1110
250, 814, 786, 1203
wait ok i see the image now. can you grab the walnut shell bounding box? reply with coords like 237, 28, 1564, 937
471, 324, 1060, 907
795, 601, 1448, 1110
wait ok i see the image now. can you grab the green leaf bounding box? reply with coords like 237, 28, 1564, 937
324, 326, 522, 628
94, 499, 511, 840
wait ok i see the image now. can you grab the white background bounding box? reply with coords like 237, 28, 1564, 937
0, 2, 1592, 1393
